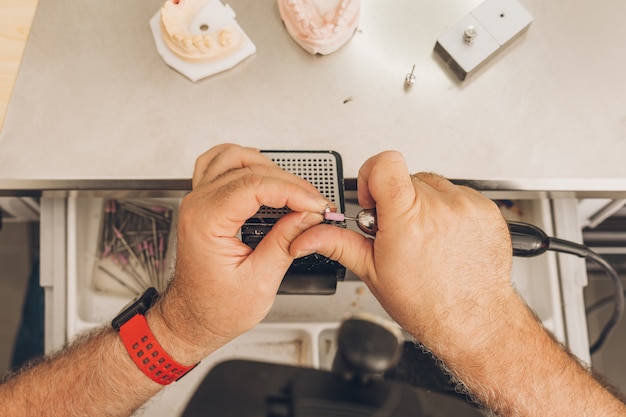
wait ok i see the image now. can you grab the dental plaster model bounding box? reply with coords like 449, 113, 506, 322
150, 0, 256, 82
160, 0, 242, 62
277, 0, 361, 55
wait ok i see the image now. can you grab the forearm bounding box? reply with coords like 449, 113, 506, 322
0, 326, 159, 417
0, 144, 330, 416
0, 305, 201, 417
422, 287, 626, 417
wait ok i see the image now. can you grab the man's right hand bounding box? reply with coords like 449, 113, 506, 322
291, 150, 514, 350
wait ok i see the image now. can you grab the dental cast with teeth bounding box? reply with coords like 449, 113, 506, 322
152, 0, 360, 81
160, 0, 244, 62
278, 0, 361, 55
159, 0, 360, 62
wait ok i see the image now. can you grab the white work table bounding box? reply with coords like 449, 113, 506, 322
0, 0, 610, 382
0, 0, 625, 195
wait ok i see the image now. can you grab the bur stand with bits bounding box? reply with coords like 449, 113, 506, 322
94, 199, 174, 295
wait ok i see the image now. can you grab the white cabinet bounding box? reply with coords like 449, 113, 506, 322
40, 193, 590, 416
0, 197, 39, 222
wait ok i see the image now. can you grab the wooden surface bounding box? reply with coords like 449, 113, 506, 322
0, 0, 38, 131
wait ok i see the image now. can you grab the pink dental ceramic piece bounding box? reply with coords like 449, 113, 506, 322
324, 211, 346, 221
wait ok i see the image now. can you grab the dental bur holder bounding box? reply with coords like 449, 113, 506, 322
242, 151, 347, 295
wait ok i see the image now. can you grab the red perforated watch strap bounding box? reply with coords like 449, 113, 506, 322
118, 314, 196, 385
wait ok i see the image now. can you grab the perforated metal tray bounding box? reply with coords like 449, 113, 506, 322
241, 151, 347, 295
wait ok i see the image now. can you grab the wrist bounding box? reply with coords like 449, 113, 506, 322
415, 283, 523, 359
144, 302, 206, 367
112, 287, 202, 384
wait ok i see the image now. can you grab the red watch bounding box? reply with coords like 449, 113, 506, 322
112, 287, 197, 385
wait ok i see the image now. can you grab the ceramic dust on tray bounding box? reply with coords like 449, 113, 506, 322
150, 0, 256, 81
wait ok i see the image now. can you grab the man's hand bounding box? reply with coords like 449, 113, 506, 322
150, 144, 329, 363
291, 151, 626, 416
291, 150, 513, 348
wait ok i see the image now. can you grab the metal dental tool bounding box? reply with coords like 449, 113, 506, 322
324, 207, 378, 236
324, 205, 623, 355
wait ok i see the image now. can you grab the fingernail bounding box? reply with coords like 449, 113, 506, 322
298, 212, 323, 230
293, 248, 316, 259
309, 194, 331, 211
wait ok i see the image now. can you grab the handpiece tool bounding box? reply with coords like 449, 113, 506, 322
323, 206, 624, 355
325, 207, 608, 258
324, 208, 378, 236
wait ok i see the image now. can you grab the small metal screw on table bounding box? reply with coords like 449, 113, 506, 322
463, 25, 478, 44
404, 64, 416, 88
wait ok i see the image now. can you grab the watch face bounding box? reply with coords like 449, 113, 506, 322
112, 287, 159, 331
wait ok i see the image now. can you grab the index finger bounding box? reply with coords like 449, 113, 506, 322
192, 144, 263, 188
192, 144, 321, 197
192, 174, 328, 238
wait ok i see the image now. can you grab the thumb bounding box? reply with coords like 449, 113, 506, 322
290, 224, 375, 282
247, 211, 324, 286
